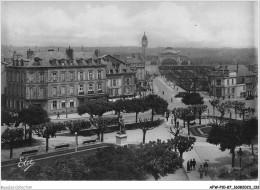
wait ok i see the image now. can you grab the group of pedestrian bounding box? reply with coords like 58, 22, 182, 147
198, 162, 209, 179
186, 158, 196, 172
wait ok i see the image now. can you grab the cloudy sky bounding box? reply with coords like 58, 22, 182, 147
1, 1, 258, 48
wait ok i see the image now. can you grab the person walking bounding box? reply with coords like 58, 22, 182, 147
193, 158, 196, 171
187, 161, 190, 173
190, 159, 193, 170
198, 165, 204, 179
204, 161, 209, 176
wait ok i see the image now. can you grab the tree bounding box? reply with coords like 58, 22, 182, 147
138, 118, 157, 144
181, 93, 204, 105
1, 111, 16, 126
181, 107, 196, 135
241, 118, 258, 155
77, 99, 112, 117
215, 102, 231, 119
145, 94, 168, 121
1, 127, 24, 158
124, 98, 149, 125
172, 135, 196, 160
90, 116, 110, 142
169, 122, 184, 152
207, 121, 243, 168
32, 122, 66, 152
230, 101, 245, 119
17, 105, 50, 146
190, 105, 208, 125
209, 98, 220, 116
135, 139, 182, 180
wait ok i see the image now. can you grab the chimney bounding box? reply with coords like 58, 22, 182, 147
27, 49, 34, 59
66, 46, 74, 60
95, 49, 100, 57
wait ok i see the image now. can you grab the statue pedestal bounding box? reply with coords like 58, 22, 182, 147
116, 133, 127, 146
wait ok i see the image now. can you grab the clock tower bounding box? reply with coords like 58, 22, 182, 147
141, 32, 148, 64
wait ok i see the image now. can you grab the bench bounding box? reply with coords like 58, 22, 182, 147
82, 139, 96, 145
54, 144, 70, 150
21, 149, 38, 156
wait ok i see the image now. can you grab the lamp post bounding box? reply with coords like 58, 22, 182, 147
237, 147, 244, 180
75, 132, 78, 152
205, 112, 208, 127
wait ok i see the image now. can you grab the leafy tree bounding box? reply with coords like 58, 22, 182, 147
135, 139, 182, 180
65, 120, 91, 134
241, 118, 258, 155
1, 111, 16, 126
32, 122, 66, 151
145, 94, 168, 121
90, 116, 109, 142
138, 118, 157, 143
181, 107, 196, 135
190, 104, 208, 125
209, 98, 220, 116
77, 99, 112, 117
230, 101, 245, 119
1, 127, 24, 158
215, 102, 232, 119
181, 93, 204, 105
124, 98, 149, 125
17, 105, 50, 146
172, 136, 196, 160
207, 121, 243, 168
169, 122, 184, 152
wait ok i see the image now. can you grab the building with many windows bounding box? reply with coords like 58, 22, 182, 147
100, 55, 136, 99
5, 47, 107, 115
209, 65, 257, 99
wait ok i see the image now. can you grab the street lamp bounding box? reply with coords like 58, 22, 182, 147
237, 147, 244, 180
205, 112, 208, 127
75, 132, 78, 152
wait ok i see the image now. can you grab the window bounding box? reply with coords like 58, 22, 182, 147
227, 88, 230, 94
70, 86, 74, 95
98, 83, 102, 90
70, 100, 74, 107
227, 80, 229, 85
39, 87, 44, 97
61, 86, 66, 96
126, 78, 130, 85
69, 72, 74, 81
40, 73, 44, 82
29, 87, 33, 98
89, 71, 93, 80
53, 101, 57, 109
28, 73, 33, 83
88, 83, 93, 91
79, 72, 84, 81
232, 79, 234, 85
61, 101, 66, 108
216, 79, 221, 85
113, 79, 117, 86
61, 72, 65, 82
232, 88, 235, 93
79, 85, 84, 92
115, 88, 118, 96
52, 72, 57, 82
52, 87, 57, 97
98, 71, 102, 79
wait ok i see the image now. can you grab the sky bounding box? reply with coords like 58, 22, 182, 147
1, 1, 258, 48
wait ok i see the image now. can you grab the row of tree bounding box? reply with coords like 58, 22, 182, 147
209, 99, 256, 120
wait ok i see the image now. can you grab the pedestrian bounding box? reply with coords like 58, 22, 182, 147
190, 159, 193, 170
171, 116, 174, 124
193, 158, 196, 171
198, 165, 204, 179
57, 112, 60, 119
204, 161, 209, 176
187, 161, 190, 173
